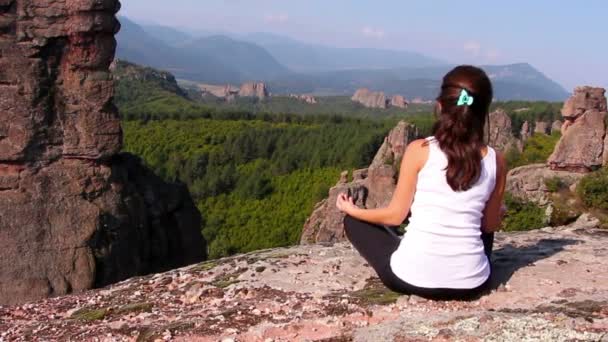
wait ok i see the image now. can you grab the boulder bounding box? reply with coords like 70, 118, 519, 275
605, 132, 608, 166
551, 120, 563, 134
506, 164, 585, 205
199, 83, 239, 99
369, 121, 418, 169
390, 95, 408, 109
239, 82, 268, 99
301, 122, 417, 244
352, 88, 388, 109
485, 109, 523, 152
548, 87, 607, 172
520, 121, 531, 141
0, 0, 206, 305
534, 121, 550, 135
290, 94, 317, 104
3, 218, 608, 341
561, 86, 607, 119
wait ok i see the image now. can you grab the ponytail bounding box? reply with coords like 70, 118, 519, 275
431, 66, 493, 191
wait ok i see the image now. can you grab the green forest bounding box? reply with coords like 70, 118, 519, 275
123, 117, 400, 258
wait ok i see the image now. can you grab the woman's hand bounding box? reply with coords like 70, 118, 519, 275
336, 193, 358, 215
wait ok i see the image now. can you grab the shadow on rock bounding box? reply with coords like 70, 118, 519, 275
489, 237, 580, 289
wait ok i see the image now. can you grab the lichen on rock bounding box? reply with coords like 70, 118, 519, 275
1, 217, 607, 341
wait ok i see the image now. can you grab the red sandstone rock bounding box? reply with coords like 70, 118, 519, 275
486, 109, 523, 152
301, 121, 417, 244
548, 87, 607, 172
520, 121, 531, 141
551, 120, 563, 135
561, 86, 607, 119
239, 82, 268, 99
390, 95, 408, 109
0, 0, 206, 305
534, 121, 550, 135
352, 88, 388, 109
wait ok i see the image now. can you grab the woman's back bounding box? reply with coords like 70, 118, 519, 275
390, 136, 496, 289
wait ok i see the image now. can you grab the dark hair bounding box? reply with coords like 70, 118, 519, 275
432, 65, 493, 191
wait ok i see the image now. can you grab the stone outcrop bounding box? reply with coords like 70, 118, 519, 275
352, 89, 409, 110
199, 82, 269, 101
551, 120, 563, 134
390, 95, 408, 109
199, 83, 239, 100
0, 0, 206, 305
548, 86, 607, 172
534, 121, 549, 135
352, 88, 388, 109
561, 86, 607, 118
289, 94, 317, 104
506, 164, 585, 205
239, 82, 268, 99
520, 121, 531, 141
301, 121, 417, 244
485, 109, 523, 152
2, 216, 607, 341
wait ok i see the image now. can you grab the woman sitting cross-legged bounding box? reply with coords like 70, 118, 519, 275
336, 65, 507, 301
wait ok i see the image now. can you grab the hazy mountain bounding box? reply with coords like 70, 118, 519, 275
268, 63, 570, 101
178, 35, 289, 80
117, 17, 241, 83
141, 24, 193, 46
116, 18, 287, 83
243, 32, 446, 71
116, 18, 569, 101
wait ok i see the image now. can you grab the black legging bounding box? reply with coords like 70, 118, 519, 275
344, 215, 494, 300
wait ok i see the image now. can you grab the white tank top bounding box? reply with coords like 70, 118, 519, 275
390, 137, 496, 289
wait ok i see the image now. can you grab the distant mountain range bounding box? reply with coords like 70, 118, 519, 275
116, 17, 570, 101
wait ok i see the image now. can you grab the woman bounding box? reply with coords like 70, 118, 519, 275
336, 65, 507, 300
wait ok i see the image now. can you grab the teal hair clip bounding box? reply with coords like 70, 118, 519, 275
457, 89, 474, 106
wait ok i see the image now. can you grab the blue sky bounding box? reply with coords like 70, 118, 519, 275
120, 0, 608, 90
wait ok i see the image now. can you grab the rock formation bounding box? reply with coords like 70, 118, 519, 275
0, 0, 206, 305
199, 83, 239, 100
352, 88, 388, 109
551, 120, 563, 134
520, 121, 531, 141
390, 95, 408, 109
485, 109, 523, 152
289, 94, 317, 104
352, 89, 410, 110
548, 86, 607, 172
239, 82, 268, 99
506, 164, 585, 205
2, 215, 607, 341
301, 121, 417, 244
534, 121, 550, 135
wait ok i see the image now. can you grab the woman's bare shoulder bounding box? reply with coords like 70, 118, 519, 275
403, 139, 430, 170
408, 138, 429, 149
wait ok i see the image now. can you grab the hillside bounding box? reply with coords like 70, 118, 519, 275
243, 32, 445, 71
141, 24, 193, 46
116, 17, 249, 83
177, 35, 288, 80
269, 63, 570, 101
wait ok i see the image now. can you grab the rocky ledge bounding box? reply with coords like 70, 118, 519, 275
1, 215, 607, 341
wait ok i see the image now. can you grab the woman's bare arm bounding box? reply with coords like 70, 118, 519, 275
481, 151, 507, 233
336, 139, 428, 226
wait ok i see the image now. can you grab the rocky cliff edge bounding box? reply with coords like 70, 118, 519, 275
1, 215, 607, 341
